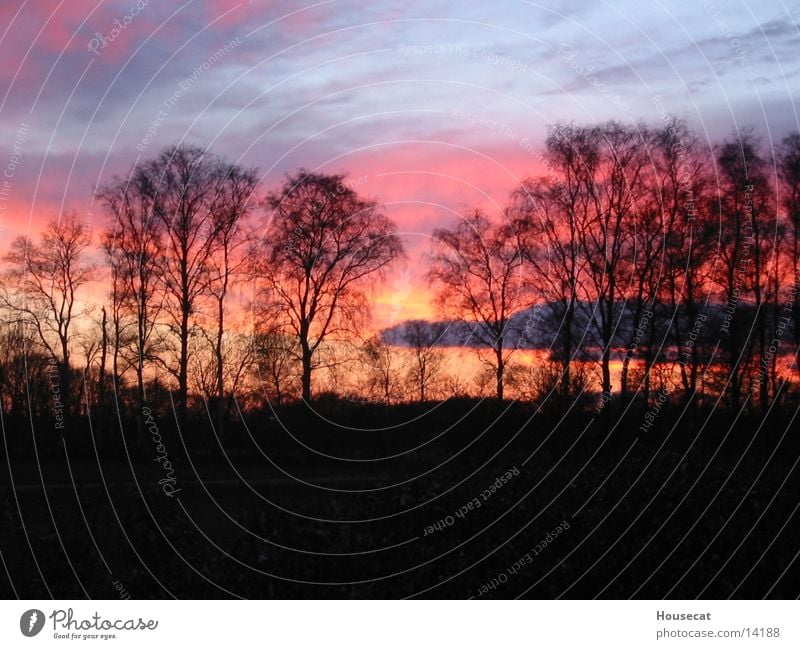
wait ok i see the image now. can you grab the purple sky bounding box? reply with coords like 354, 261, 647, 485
0, 0, 797, 318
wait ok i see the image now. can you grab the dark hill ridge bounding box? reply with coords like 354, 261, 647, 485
380, 301, 764, 353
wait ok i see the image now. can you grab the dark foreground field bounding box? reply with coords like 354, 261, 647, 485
1, 399, 798, 598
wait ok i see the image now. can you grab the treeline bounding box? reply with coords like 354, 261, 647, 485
427, 119, 800, 412
1, 119, 799, 439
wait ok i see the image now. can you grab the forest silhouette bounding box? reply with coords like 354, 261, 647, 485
2, 118, 800, 599
2, 119, 799, 440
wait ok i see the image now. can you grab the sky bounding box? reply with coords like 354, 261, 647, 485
0, 0, 798, 323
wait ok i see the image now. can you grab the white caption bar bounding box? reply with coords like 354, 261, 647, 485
0, 600, 796, 648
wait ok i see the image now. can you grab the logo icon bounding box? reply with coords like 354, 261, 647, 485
20, 609, 45, 637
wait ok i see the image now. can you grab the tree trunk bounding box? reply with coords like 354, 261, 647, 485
419, 363, 426, 403
178, 299, 190, 425
753, 235, 768, 413
601, 346, 612, 400
215, 296, 225, 443
601, 288, 615, 400
770, 252, 780, 406
794, 237, 800, 383
112, 309, 120, 394
60, 336, 71, 423
642, 310, 658, 404
98, 307, 108, 431
135, 300, 147, 448
301, 342, 313, 402
560, 297, 574, 397
600, 300, 613, 399
137, 359, 146, 448
495, 344, 504, 400
620, 339, 631, 400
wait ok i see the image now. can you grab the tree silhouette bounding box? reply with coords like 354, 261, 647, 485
1, 212, 93, 416
258, 169, 404, 402
206, 163, 259, 438
2, 127, 799, 420
714, 133, 774, 411
510, 129, 589, 399
653, 121, 715, 404
253, 328, 300, 405
402, 319, 445, 402
778, 132, 800, 382
100, 167, 166, 438
361, 334, 403, 404
133, 145, 233, 424
575, 122, 650, 404
427, 209, 529, 400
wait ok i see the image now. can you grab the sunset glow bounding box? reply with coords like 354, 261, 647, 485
2, 1, 795, 294
3, 0, 800, 610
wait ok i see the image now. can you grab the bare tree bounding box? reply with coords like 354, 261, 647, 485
510, 126, 591, 398
713, 132, 773, 411
427, 209, 529, 399
402, 319, 445, 402
258, 169, 404, 402
76, 306, 111, 422
2, 212, 94, 414
361, 334, 404, 404
253, 328, 300, 405
0, 316, 52, 418
654, 122, 715, 403
615, 121, 704, 403
130, 144, 234, 424
206, 163, 259, 437
574, 123, 650, 404
778, 132, 800, 382
99, 170, 165, 431
616, 133, 667, 401
97, 305, 109, 419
